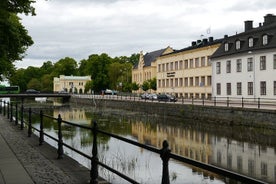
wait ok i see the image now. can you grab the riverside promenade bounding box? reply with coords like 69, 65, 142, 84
0, 115, 100, 184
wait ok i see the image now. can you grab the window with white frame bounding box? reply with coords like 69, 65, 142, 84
236, 40, 241, 50
216, 83, 221, 95
216, 62, 221, 74
237, 82, 242, 95
260, 81, 266, 95
249, 37, 254, 47
248, 82, 253, 95
236, 59, 242, 72
262, 35, 268, 45
224, 43, 229, 51
260, 56, 266, 70
247, 58, 253, 71
227, 83, 231, 95
226, 60, 231, 73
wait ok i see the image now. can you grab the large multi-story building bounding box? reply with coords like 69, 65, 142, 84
132, 47, 174, 94
156, 38, 222, 98
211, 14, 276, 99
53, 75, 91, 94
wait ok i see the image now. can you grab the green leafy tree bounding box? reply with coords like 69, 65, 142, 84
149, 77, 157, 91
40, 74, 53, 92
27, 78, 40, 90
141, 81, 150, 92
128, 53, 139, 66
52, 57, 78, 76
0, 0, 35, 79
84, 80, 93, 93
9, 68, 27, 92
131, 82, 139, 91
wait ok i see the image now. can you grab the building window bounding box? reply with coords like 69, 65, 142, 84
195, 58, 199, 68
175, 78, 178, 87
260, 56, 266, 70
237, 82, 242, 95
184, 78, 188, 87
189, 59, 193, 68
226, 60, 231, 73
179, 60, 183, 69
170, 62, 174, 71
184, 60, 188, 69
263, 35, 268, 45
175, 61, 178, 70
207, 56, 211, 66
195, 77, 199, 86
158, 64, 161, 72
216, 62, 221, 74
247, 58, 253, 71
201, 57, 205, 67
227, 83, 231, 95
260, 81, 266, 95
162, 64, 165, 72
189, 77, 193, 86
236, 59, 242, 72
166, 63, 169, 71
207, 76, 211, 86
224, 43, 229, 51
249, 37, 254, 47
216, 83, 221, 95
237, 156, 243, 172
261, 162, 267, 176
179, 78, 183, 87
236, 40, 241, 50
274, 81, 276, 95
201, 76, 205, 86
248, 82, 253, 95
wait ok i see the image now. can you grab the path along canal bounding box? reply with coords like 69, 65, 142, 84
25, 100, 275, 184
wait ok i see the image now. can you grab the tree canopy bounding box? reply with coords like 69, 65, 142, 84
0, 0, 35, 79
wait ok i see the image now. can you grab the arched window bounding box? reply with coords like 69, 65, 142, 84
248, 37, 254, 47
262, 34, 268, 45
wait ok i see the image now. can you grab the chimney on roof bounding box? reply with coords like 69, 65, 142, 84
244, 20, 253, 31
208, 37, 213, 42
203, 38, 208, 45
263, 14, 276, 26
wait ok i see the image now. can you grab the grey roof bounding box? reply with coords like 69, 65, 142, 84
133, 48, 169, 69
211, 20, 276, 59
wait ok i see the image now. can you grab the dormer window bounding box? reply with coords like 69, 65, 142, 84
248, 37, 254, 47
263, 34, 268, 45
236, 40, 241, 50
224, 43, 229, 51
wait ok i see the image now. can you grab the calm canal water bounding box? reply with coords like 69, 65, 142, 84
30, 101, 276, 184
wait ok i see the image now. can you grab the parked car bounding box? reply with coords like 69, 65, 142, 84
104, 89, 117, 95
157, 94, 177, 102
140, 93, 150, 99
149, 93, 158, 100
25, 89, 40, 94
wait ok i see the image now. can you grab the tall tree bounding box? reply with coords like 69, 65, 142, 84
52, 57, 78, 76
0, 0, 35, 79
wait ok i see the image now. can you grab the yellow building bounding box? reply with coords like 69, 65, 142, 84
132, 47, 174, 93
156, 37, 222, 98
53, 75, 91, 94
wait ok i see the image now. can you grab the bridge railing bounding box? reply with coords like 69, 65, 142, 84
0, 100, 267, 184
74, 94, 276, 110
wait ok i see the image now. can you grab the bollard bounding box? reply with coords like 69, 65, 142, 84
214, 96, 216, 106
28, 108, 32, 137
161, 140, 171, 184
227, 97, 229, 107
241, 97, 244, 108
39, 110, 44, 145
90, 121, 99, 184
57, 114, 64, 159
7, 102, 9, 119
258, 98, 260, 109
0, 100, 2, 114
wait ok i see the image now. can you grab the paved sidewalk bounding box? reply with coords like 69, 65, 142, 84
0, 115, 99, 184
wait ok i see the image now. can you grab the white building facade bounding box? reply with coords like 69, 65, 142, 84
211, 14, 276, 99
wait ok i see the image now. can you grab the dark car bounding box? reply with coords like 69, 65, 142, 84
25, 89, 40, 94
157, 94, 177, 102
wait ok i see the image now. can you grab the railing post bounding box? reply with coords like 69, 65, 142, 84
0, 100, 2, 114
57, 114, 64, 159
241, 97, 244, 108
10, 102, 13, 122
7, 102, 9, 119
20, 103, 24, 130
192, 96, 194, 105
214, 97, 216, 106
258, 98, 260, 109
39, 110, 44, 145
28, 108, 32, 137
90, 121, 99, 184
182, 96, 184, 104
160, 140, 171, 184
3, 101, 6, 116
15, 103, 18, 125
202, 97, 205, 106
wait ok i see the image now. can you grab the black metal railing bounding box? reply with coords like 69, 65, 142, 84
74, 94, 276, 110
0, 100, 267, 184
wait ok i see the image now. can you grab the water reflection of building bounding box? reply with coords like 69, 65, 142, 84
212, 137, 276, 183
131, 122, 212, 164
53, 109, 90, 124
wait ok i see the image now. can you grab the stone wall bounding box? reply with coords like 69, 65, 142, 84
71, 97, 276, 129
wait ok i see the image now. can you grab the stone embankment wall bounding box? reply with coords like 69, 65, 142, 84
71, 97, 276, 129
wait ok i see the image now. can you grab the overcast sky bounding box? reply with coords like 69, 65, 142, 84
16, 0, 276, 68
